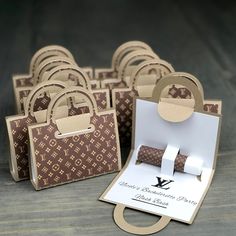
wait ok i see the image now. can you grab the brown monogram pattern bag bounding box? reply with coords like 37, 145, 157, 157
28, 87, 121, 190
6, 81, 68, 181
112, 59, 175, 146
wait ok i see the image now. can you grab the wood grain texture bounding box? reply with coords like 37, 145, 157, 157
0, 0, 235, 235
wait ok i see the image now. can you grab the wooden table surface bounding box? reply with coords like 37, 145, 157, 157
0, 0, 235, 235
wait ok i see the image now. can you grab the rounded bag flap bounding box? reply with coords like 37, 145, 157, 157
33, 56, 77, 85
29, 45, 74, 75
47, 87, 98, 135
24, 81, 68, 122
153, 75, 204, 122
114, 204, 171, 235
42, 64, 91, 90
117, 49, 159, 84
130, 59, 175, 97
111, 41, 153, 71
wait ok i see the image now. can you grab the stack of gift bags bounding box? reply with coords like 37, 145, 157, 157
5, 41, 221, 190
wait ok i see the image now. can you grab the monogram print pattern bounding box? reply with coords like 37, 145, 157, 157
16, 77, 33, 87
97, 71, 118, 79
137, 145, 164, 166
9, 100, 90, 181
9, 115, 36, 179
168, 85, 191, 99
174, 154, 188, 172
137, 145, 187, 173
114, 89, 138, 146
30, 113, 120, 189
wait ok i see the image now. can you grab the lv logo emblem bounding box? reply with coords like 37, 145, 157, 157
152, 177, 174, 190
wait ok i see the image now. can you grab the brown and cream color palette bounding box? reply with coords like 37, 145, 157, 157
28, 87, 121, 190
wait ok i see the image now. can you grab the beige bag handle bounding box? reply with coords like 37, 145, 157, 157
153, 75, 204, 122
111, 41, 152, 71
24, 81, 68, 119
118, 49, 159, 83
29, 45, 74, 75
130, 59, 175, 92
47, 87, 98, 135
114, 204, 171, 235
42, 64, 91, 90
33, 56, 77, 85
160, 72, 204, 98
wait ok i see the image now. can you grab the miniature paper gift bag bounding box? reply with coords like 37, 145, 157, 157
6, 81, 68, 181
101, 49, 159, 90
42, 64, 110, 110
94, 41, 152, 84
15, 55, 76, 113
100, 76, 222, 235
28, 87, 121, 190
112, 59, 175, 146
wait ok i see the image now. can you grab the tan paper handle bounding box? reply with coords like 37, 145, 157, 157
29, 45, 74, 75
118, 49, 159, 82
111, 41, 152, 71
114, 204, 171, 235
130, 59, 175, 89
24, 81, 68, 117
47, 87, 98, 123
42, 64, 91, 90
33, 56, 76, 85
153, 75, 204, 122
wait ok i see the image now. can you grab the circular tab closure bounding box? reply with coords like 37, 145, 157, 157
153, 75, 204, 122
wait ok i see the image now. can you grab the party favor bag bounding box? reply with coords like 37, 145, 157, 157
6, 81, 68, 181
100, 75, 222, 235
28, 87, 121, 190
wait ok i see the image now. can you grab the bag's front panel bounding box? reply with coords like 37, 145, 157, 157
31, 113, 120, 189
92, 91, 109, 110
114, 89, 138, 146
9, 115, 36, 179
